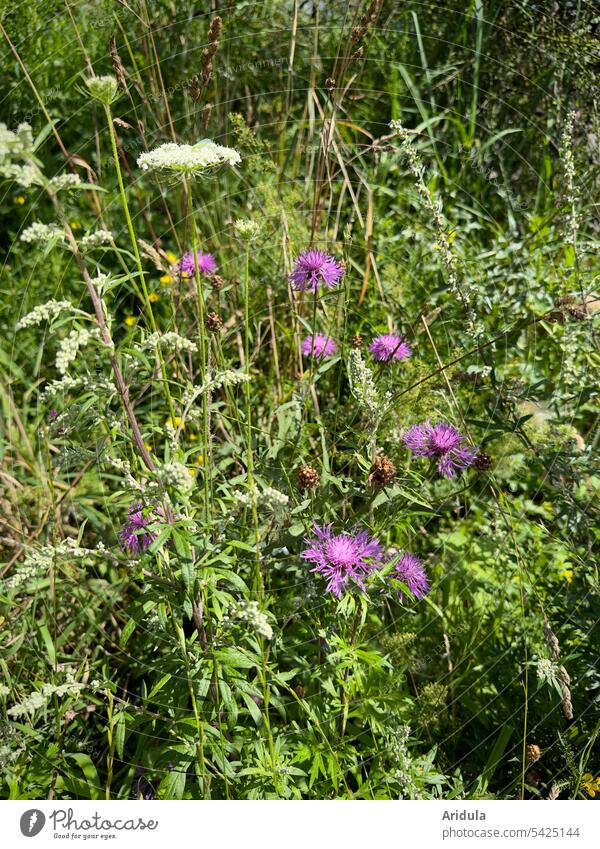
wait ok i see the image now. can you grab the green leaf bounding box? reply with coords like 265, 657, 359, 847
119, 618, 136, 647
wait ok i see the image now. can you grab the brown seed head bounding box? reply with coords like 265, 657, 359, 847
297, 465, 320, 490
474, 451, 492, 472
368, 455, 396, 487
351, 333, 363, 348
205, 312, 222, 332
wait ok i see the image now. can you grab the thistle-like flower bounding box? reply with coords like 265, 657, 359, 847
301, 334, 337, 359
391, 552, 430, 601
369, 333, 411, 363
179, 251, 217, 278
289, 249, 345, 292
137, 140, 240, 177
301, 523, 383, 598
120, 504, 160, 554
402, 420, 478, 478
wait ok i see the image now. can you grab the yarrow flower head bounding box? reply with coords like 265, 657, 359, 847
301, 334, 337, 359
179, 251, 217, 278
369, 333, 411, 363
391, 553, 430, 601
137, 140, 241, 177
302, 523, 384, 598
120, 504, 161, 555
289, 249, 345, 292
403, 420, 478, 478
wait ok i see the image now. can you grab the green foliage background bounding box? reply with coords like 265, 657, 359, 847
0, 0, 598, 800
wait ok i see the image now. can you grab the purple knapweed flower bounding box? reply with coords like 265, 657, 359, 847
301, 523, 384, 598
179, 250, 217, 278
392, 552, 430, 601
369, 333, 411, 363
120, 504, 160, 554
289, 249, 345, 293
301, 334, 338, 359
402, 420, 478, 479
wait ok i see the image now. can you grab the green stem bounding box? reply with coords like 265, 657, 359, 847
244, 244, 262, 596
186, 182, 212, 530
104, 105, 176, 423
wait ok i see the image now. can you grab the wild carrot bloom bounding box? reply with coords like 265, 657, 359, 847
120, 504, 159, 555
392, 553, 430, 601
301, 523, 383, 598
402, 420, 478, 478
179, 251, 216, 278
369, 333, 411, 363
301, 334, 337, 359
289, 249, 344, 293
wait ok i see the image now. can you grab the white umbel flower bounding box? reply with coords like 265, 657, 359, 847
137, 140, 241, 177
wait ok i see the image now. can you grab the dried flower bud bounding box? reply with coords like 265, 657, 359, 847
201, 103, 213, 131
526, 743, 542, 765
297, 465, 320, 491
474, 451, 492, 472
205, 312, 222, 332
368, 455, 396, 487
326, 77, 336, 92
351, 333, 363, 348
210, 274, 226, 290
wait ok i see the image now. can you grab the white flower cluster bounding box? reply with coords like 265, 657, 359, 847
55, 327, 98, 374
137, 140, 241, 176
47, 173, 82, 192
140, 331, 197, 354
0, 122, 33, 156
155, 462, 194, 494
20, 221, 62, 244
347, 349, 390, 429
233, 485, 289, 522
228, 600, 273, 641
0, 725, 27, 769
7, 674, 85, 719
181, 369, 251, 425
1, 162, 41, 187
80, 229, 113, 250
234, 218, 261, 241
40, 374, 83, 401
16, 299, 73, 330
0, 122, 41, 188
536, 658, 561, 686
7, 538, 101, 590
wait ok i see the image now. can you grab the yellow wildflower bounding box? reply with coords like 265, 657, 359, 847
144, 442, 153, 453
70, 220, 81, 230
124, 316, 136, 327
160, 274, 173, 285
561, 569, 573, 584
166, 416, 184, 430
148, 292, 159, 303
165, 251, 177, 263
581, 774, 600, 797
13, 195, 26, 205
